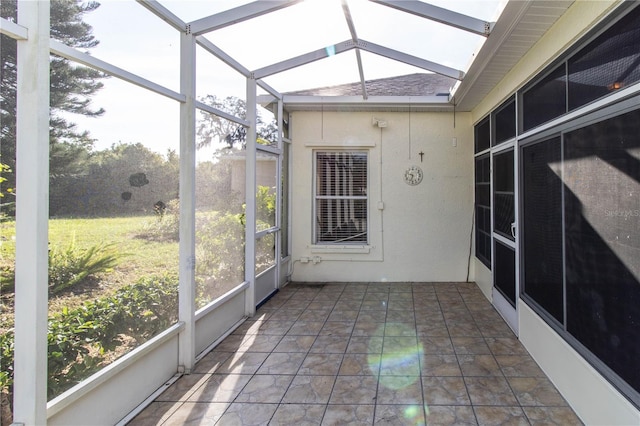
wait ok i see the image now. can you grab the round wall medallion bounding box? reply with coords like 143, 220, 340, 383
404, 165, 423, 186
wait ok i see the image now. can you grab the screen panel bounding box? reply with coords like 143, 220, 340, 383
493, 150, 514, 240
494, 240, 516, 306
564, 108, 640, 396
522, 64, 567, 132
522, 137, 564, 323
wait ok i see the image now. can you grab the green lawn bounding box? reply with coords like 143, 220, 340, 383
1, 216, 179, 314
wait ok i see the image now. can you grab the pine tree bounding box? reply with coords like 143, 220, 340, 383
0, 0, 105, 214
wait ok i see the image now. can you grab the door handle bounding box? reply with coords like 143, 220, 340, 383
511, 222, 517, 239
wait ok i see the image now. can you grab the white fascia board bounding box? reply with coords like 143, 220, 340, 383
135, 0, 186, 32
50, 39, 186, 102
195, 35, 251, 77
357, 39, 465, 80
253, 40, 356, 79
282, 95, 451, 105
257, 80, 282, 99
370, 0, 492, 36
188, 0, 301, 35
195, 100, 250, 127
0, 16, 28, 40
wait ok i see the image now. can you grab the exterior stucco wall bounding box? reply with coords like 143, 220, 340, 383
289, 110, 474, 282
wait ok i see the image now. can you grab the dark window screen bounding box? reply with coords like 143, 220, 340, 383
568, 7, 640, 110
564, 108, 640, 397
494, 240, 516, 306
475, 117, 490, 153
494, 98, 516, 145
475, 155, 491, 268
522, 137, 564, 323
493, 150, 514, 240
522, 64, 567, 132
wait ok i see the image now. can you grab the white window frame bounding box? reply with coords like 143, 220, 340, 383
312, 150, 369, 245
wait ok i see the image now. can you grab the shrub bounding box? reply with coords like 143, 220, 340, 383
48, 242, 122, 295
0, 241, 122, 294
0, 273, 178, 401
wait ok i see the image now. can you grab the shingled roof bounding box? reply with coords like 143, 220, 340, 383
285, 73, 457, 97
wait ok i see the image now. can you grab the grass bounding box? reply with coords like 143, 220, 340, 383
0, 215, 179, 327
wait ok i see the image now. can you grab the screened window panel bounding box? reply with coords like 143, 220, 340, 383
522, 64, 567, 132
494, 240, 516, 306
475, 117, 491, 153
494, 98, 516, 145
493, 150, 515, 241
522, 137, 564, 323
315, 152, 368, 244
475, 154, 491, 268
568, 7, 640, 111
564, 109, 640, 397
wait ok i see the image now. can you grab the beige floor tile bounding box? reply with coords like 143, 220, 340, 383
310, 335, 349, 353
424, 405, 477, 426
329, 375, 379, 404
473, 406, 529, 426
523, 406, 584, 425
215, 402, 278, 426
282, 375, 336, 404
495, 355, 546, 377
256, 352, 306, 375
451, 337, 492, 355
422, 376, 471, 406
507, 377, 568, 407
272, 335, 316, 352
418, 336, 455, 354
187, 374, 252, 403
161, 402, 229, 426
216, 352, 270, 375
420, 354, 462, 376
339, 353, 380, 376
322, 404, 374, 425
299, 353, 344, 376
234, 374, 293, 403
376, 376, 423, 405
458, 354, 502, 377
374, 404, 426, 426
464, 376, 519, 406
127, 401, 184, 426
346, 336, 383, 354
270, 403, 326, 425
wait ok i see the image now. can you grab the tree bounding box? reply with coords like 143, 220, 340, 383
196, 95, 278, 154
0, 0, 105, 213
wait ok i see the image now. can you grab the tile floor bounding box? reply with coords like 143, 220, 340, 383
128, 282, 583, 425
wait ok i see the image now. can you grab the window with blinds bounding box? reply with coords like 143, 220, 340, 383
314, 151, 368, 244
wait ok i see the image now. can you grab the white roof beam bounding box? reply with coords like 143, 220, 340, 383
195, 35, 251, 77
0, 17, 28, 40
195, 100, 250, 127
257, 80, 282, 99
253, 40, 356, 79
341, 0, 368, 100
135, 0, 186, 32
50, 39, 186, 102
188, 0, 301, 35
357, 39, 465, 80
370, 0, 492, 36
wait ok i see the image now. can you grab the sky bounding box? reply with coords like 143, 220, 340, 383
65, 0, 505, 156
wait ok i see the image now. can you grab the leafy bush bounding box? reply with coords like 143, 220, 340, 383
0, 273, 178, 400
48, 242, 122, 295
0, 241, 122, 294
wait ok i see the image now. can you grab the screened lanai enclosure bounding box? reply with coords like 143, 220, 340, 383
1, 0, 639, 424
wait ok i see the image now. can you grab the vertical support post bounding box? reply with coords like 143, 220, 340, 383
178, 30, 196, 373
275, 99, 284, 288
245, 77, 257, 316
13, 1, 50, 424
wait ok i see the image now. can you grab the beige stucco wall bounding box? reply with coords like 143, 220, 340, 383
289, 110, 474, 282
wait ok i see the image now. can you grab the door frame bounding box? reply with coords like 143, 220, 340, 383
491, 142, 519, 334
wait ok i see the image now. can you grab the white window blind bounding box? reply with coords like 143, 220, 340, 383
314, 151, 368, 244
